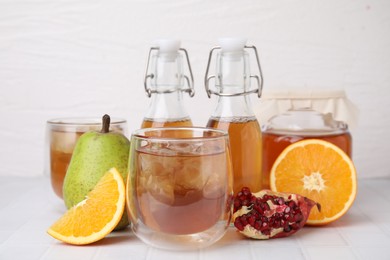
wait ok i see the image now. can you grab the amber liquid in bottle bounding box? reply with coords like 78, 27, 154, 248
262, 130, 352, 188
207, 117, 262, 195
141, 118, 192, 128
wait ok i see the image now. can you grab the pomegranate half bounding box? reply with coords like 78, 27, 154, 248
233, 187, 320, 239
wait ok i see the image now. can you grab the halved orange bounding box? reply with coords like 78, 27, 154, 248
270, 139, 357, 225
47, 168, 125, 245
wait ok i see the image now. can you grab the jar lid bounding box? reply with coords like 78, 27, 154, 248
255, 89, 359, 129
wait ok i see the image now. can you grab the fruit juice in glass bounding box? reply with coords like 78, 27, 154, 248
135, 146, 228, 235
46, 118, 127, 198
49, 130, 83, 198
127, 127, 233, 250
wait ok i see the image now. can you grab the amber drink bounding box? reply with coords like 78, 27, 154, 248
141, 118, 192, 128
46, 118, 127, 198
207, 117, 262, 195
49, 130, 83, 198
127, 127, 233, 250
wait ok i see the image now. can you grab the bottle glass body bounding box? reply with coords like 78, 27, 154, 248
207, 49, 263, 195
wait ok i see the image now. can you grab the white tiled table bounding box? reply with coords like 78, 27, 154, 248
1, 176, 390, 260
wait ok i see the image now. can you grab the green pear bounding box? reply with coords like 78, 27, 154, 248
63, 114, 130, 230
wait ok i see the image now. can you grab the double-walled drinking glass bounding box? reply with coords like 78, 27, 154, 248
45, 117, 128, 198
127, 127, 233, 250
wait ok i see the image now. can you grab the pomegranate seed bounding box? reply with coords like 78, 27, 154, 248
241, 216, 248, 226
288, 200, 296, 208
294, 213, 303, 223
254, 220, 262, 230
250, 196, 257, 204
274, 197, 285, 205
248, 215, 256, 226
291, 223, 299, 230
284, 225, 292, 232
273, 220, 281, 228
261, 222, 269, 229
254, 205, 263, 214
262, 229, 271, 236
242, 188, 251, 197
234, 218, 244, 231
261, 202, 270, 211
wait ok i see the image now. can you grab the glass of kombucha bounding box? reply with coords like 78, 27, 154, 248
127, 127, 233, 250
45, 117, 127, 198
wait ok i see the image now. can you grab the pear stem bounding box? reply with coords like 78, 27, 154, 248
101, 114, 110, 133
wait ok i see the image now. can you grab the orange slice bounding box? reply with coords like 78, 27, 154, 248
270, 139, 357, 225
47, 168, 125, 245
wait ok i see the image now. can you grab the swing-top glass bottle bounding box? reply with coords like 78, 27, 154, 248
205, 38, 265, 194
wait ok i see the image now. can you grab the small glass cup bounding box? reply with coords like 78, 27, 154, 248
45, 117, 128, 199
127, 127, 233, 250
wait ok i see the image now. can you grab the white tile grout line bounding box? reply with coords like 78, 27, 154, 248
333, 220, 363, 260
332, 180, 389, 259
90, 246, 101, 260
295, 232, 312, 260
354, 182, 390, 237
0, 208, 47, 248
38, 245, 53, 260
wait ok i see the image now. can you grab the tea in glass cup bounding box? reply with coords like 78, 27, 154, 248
45, 117, 127, 198
127, 127, 233, 250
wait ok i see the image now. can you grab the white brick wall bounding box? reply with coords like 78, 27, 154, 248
0, 0, 389, 178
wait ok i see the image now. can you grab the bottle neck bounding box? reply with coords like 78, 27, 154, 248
144, 49, 192, 122
150, 52, 184, 93
211, 95, 256, 119
211, 51, 256, 119
144, 91, 190, 122
216, 51, 250, 91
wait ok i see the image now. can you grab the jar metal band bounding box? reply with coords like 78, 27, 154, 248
204, 45, 264, 98
144, 47, 195, 98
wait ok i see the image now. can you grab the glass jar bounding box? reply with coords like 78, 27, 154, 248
257, 89, 358, 189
